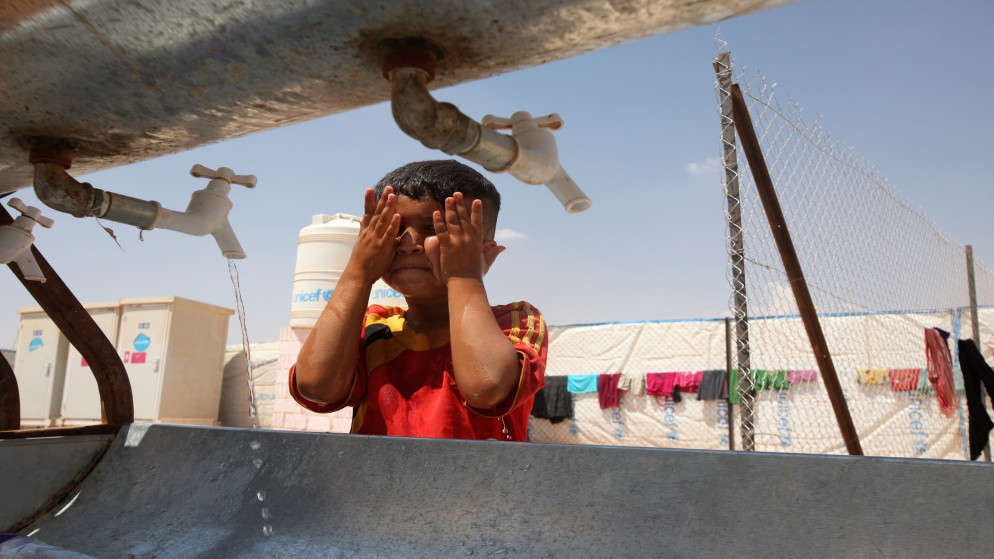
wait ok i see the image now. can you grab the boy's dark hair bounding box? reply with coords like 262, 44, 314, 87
373, 160, 501, 239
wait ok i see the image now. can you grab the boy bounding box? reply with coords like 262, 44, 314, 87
291, 160, 547, 440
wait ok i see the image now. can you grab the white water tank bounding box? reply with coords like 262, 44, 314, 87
291, 214, 361, 328
291, 214, 406, 328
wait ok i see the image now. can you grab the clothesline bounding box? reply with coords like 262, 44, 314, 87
532, 369, 820, 418
533, 364, 958, 421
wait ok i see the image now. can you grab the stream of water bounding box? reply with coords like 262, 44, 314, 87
228, 259, 259, 429
228, 259, 273, 539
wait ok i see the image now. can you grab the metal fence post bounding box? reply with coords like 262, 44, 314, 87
715, 51, 755, 451
965, 245, 990, 460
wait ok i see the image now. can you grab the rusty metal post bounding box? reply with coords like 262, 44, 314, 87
729, 83, 863, 456
0, 351, 20, 431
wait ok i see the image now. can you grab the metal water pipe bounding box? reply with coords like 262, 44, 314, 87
383, 45, 591, 213
28, 139, 253, 258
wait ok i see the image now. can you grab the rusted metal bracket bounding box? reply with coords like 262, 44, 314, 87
0, 350, 19, 431
0, 202, 133, 439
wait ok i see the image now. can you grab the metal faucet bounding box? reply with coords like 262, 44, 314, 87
149, 165, 256, 259
0, 198, 54, 281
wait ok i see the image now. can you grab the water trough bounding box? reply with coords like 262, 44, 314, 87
3, 423, 993, 557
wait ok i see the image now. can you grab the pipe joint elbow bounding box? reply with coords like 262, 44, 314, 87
389, 69, 480, 155
383, 44, 587, 212
32, 162, 105, 218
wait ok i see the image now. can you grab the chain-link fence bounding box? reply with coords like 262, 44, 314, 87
529, 49, 994, 461
714, 48, 994, 458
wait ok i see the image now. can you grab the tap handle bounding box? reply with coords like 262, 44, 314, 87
8, 198, 54, 228
190, 164, 258, 188
483, 112, 563, 131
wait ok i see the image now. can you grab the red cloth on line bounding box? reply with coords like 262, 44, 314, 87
676, 371, 703, 393
924, 328, 959, 417
646, 372, 678, 397
888, 368, 920, 392
598, 373, 622, 409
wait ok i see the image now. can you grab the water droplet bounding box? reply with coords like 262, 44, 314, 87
257, 490, 266, 502
253, 458, 263, 469
250, 440, 262, 451
261, 507, 271, 520
262, 524, 273, 537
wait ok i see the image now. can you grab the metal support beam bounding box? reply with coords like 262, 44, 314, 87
0, 204, 133, 439
729, 83, 863, 456
0, 352, 19, 431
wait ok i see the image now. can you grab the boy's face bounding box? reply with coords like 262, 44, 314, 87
381, 194, 448, 302
381, 193, 498, 303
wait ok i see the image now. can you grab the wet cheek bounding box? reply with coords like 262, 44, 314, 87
424, 237, 441, 268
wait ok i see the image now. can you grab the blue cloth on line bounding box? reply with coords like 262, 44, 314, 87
567, 374, 600, 394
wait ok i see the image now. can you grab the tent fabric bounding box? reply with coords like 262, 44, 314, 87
528, 310, 994, 460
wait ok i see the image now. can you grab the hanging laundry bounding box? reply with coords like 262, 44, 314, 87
957, 339, 994, 460
698, 370, 727, 401
676, 371, 703, 394
727, 369, 751, 405
917, 368, 933, 395
617, 371, 646, 395
597, 373, 622, 409
786, 369, 817, 383
857, 369, 888, 385
924, 328, 959, 417
530, 376, 574, 424
567, 374, 599, 394
752, 369, 790, 391
770, 370, 790, 390
888, 368, 920, 392
646, 372, 682, 403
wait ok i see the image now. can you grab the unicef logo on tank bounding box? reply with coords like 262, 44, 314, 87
290, 213, 402, 328
292, 287, 334, 304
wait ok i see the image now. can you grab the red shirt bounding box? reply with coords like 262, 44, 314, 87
290, 302, 547, 441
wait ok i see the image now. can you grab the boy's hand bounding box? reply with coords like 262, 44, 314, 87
350, 186, 400, 284
432, 192, 504, 282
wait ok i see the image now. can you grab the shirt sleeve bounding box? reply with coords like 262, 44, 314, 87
469, 301, 548, 417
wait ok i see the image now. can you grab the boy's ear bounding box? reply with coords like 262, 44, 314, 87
481, 240, 505, 275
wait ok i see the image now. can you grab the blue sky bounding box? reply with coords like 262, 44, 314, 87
3, 0, 992, 348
